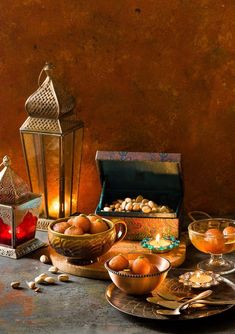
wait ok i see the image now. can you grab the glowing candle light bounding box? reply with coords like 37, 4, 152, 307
149, 234, 172, 248
50, 199, 60, 217
141, 234, 180, 253
179, 270, 220, 288
189, 270, 213, 284
50, 198, 69, 218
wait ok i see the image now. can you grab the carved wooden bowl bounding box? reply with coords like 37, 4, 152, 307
48, 217, 127, 263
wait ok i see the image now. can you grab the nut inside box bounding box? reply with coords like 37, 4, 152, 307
95, 151, 183, 240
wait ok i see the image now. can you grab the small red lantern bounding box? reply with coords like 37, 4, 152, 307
0, 156, 44, 258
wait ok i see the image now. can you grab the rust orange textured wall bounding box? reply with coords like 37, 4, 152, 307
0, 0, 235, 217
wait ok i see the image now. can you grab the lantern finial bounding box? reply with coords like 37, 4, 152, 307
2, 156, 11, 167
44, 62, 53, 71
39, 62, 54, 83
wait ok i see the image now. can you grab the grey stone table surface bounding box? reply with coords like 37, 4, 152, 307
0, 231, 234, 334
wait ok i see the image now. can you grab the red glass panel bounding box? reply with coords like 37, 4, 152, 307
15, 212, 37, 246
0, 219, 12, 246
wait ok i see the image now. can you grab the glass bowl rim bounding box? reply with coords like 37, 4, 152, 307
188, 218, 235, 237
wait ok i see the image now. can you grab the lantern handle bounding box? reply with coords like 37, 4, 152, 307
188, 211, 212, 222
0, 156, 11, 168
38, 62, 54, 87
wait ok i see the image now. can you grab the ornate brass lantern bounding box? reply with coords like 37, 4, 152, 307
0, 156, 44, 258
20, 63, 84, 230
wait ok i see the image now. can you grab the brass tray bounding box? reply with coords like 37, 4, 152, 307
105, 269, 235, 320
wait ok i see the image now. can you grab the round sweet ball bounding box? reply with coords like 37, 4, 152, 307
132, 256, 151, 275
108, 254, 129, 271
64, 226, 84, 236
90, 219, 109, 234
87, 214, 102, 223
53, 221, 71, 234
71, 214, 91, 233
223, 226, 235, 236
205, 228, 224, 239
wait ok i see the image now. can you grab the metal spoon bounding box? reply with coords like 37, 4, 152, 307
156, 290, 213, 316
187, 299, 235, 307
156, 291, 190, 302
153, 298, 235, 310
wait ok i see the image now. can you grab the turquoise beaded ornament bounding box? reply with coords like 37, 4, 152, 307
141, 236, 180, 253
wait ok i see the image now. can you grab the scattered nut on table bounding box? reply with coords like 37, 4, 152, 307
101, 195, 173, 214
35, 276, 45, 284
44, 277, 56, 284
11, 281, 20, 289
58, 274, 69, 282
26, 281, 36, 290
48, 266, 58, 274
40, 255, 50, 264
38, 273, 48, 280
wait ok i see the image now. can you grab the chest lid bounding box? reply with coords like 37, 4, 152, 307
96, 151, 183, 194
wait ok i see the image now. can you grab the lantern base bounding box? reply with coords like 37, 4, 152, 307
0, 238, 46, 259
37, 218, 55, 231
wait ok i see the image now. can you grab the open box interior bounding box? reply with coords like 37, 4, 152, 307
96, 159, 183, 218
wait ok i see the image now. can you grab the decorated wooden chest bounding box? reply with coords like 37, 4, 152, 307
95, 151, 183, 240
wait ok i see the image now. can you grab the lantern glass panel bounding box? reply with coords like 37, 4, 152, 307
43, 136, 60, 218
64, 132, 73, 217
22, 133, 60, 219
0, 206, 13, 246
21, 124, 83, 220
71, 128, 83, 214
22, 133, 43, 195
14, 196, 41, 247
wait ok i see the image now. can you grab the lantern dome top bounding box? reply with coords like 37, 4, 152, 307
25, 62, 75, 120
0, 156, 31, 204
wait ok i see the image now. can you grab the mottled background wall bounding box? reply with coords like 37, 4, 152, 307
0, 0, 235, 217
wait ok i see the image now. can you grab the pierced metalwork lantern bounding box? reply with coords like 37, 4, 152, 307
20, 63, 84, 230
0, 156, 44, 258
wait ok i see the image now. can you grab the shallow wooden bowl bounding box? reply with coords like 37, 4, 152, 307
105, 253, 171, 295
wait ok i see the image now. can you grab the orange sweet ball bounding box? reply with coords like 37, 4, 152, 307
132, 256, 151, 275
205, 228, 224, 239
223, 226, 235, 251
87, 214, 102, 223
204, 228, 225, 254
53, 222, 71, 234
64, 226, 84, 236
109, 254, 129, 271
223, 226, 235, 236
72, 215, 91, 233
90, 219, 109, 234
